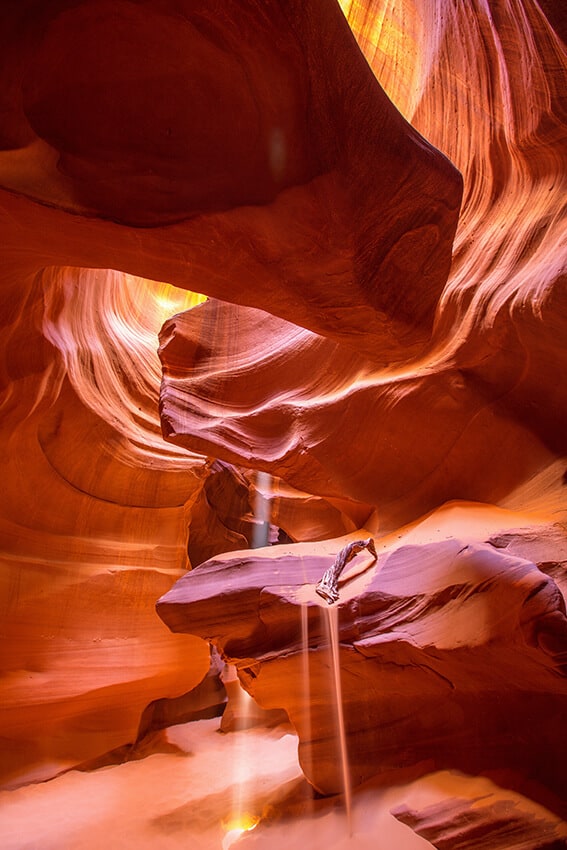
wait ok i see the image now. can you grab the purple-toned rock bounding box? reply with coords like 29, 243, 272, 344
157, 536, 567, 796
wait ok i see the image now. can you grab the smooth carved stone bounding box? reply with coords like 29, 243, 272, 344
341, 0, 567, 460
2, 563, 210, 789
0, 269, 212, 789
133, 648, 228, 747
159, 298, 561, 521
184, 460, 362, 568
157, 537, 567, 797
392, 793, 567, 850
0, 0, 565, 807
488, 524, 567, 605
0, 0, 462, 788
0, 0, 462, 364
184, 461, 261, 569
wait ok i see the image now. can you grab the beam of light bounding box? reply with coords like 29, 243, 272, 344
221, 814, 260, 850
251, 471, 272, 548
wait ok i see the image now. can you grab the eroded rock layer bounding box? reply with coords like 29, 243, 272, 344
0, 266, 212, 788
159, 0, 567, 526
157, 527, 567, 797
0, 0, 462, 363
0, 0, 566, 812
0, 0, 465, 785
393, 793, 567, 850
159, 294, 563, 527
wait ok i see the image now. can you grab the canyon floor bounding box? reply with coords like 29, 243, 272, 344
2, 716, 565, 850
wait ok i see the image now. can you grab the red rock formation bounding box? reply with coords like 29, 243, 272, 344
0, 0, 461, 362
0, 0, 566, 828
159, 0, 567, 526
0, 0, 464, 786
341, 0, 567, 459
393, 792, 567, 850
182, 460, 363, 568
0, 263, 213, 788
156, 530, 567, 798
159, 295, 562, 528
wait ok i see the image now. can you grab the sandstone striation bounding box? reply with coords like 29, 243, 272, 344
0, 0, 461, 363
392, 792, 567, 850
157, 531, 567, 798
0, 265, 212, 788
0, 3, 566, 840
0, 0, 465, 785
158, 0, 567, 525
159, 293, 564, 528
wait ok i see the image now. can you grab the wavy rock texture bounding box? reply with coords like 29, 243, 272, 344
0, 0, 566, 834
160, 294, 560, 528
0, 0, 464, 786
157, 530, 567, 798
392, 792, 567, 850
0, 0, 461, 363
0, 266, 212, 788
160, 0, 567, 527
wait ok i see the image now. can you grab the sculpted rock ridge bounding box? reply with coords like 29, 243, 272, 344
0, 0, 566, 832
157, 532, 567, 796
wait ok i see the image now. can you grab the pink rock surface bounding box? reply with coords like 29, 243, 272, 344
0, 1, 566, 831
157, 532, 567, 797
392, 792, 567, 850
0, 0, 463, 786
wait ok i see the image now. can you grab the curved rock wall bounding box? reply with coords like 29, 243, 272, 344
160, 0, 567, 525
0, 0, 565, 801
0, 265, 211, 788
156, 533, 567, 796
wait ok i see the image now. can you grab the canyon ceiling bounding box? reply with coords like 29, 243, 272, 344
0, 0, 566, 820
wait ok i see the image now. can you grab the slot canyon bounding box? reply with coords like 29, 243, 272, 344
0, 0, 566, 848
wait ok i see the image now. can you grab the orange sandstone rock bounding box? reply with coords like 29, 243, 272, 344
157, 535, 567, 797
0, 0, 566, 811
0, 0, 462, 363
0, 0, 463, 786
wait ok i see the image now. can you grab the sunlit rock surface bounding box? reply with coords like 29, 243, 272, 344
157, 511, 567, 798
0, 0, 464, 786
0, 0, 461, 363
0, 3, 566, 846
0, 266, 212, 788
160, 293, 563, 526
160, 0, 567, 525
339, 0, 567, 460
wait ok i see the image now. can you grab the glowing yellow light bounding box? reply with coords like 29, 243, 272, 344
336, 0, 421, 121
221, 814, 260, 850
222, 813, 259, 833
152, 281, 207, 320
